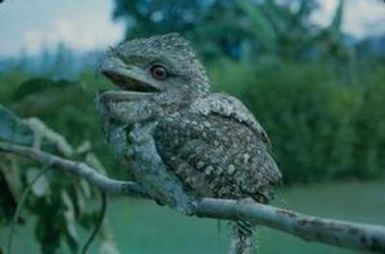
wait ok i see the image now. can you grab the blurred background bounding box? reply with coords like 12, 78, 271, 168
0, 0, 385, 253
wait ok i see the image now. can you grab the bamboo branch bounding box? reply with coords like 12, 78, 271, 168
1, 142, 385, 253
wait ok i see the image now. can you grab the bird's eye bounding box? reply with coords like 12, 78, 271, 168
150, 65, 168, 80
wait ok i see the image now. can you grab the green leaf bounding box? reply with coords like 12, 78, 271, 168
0, 162, 19, 223
61, 190, 79, 253
26, 168, 50, 197
0, 158, 23, 202
0, 105, 33, 145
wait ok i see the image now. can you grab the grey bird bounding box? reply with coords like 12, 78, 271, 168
98, 33, 282, 254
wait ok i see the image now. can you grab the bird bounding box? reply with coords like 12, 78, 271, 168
98, 33, 282, 254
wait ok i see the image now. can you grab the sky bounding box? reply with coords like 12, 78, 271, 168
0, 0, 384, 58
314, 0, 385, 36
0, 0, 124, 57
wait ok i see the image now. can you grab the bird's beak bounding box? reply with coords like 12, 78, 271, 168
98, 56, 160, 101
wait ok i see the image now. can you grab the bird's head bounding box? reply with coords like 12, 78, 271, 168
99, 33, 210, 102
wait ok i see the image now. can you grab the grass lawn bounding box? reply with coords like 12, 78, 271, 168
2, 181, 385, 253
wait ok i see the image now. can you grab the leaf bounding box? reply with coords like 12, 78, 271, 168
0, 162, 18, 223
25, 167, 50, 197
0, 105, 33, 145
25, 118, 74, 156
79, 179, 92, 199
0, 158, 23, 201
85, 153, 107, 174
61, 190, 79, 253
73, 185, 87, 216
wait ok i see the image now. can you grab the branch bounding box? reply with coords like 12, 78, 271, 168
195, 198, 385, 253
0, 142, 148, 198
1, 142, 385, 253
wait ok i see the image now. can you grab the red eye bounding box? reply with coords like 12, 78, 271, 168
150, 65, 168, 80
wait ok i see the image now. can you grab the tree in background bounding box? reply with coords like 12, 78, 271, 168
112, 0, 350, 63
0, 1, 385, 253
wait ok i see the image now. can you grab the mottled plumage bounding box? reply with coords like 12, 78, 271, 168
98, 33, 281, 254
154, 94, 280, 201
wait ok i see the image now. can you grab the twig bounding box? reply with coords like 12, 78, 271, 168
81, 190, 108, 254
1, 142, 385, 253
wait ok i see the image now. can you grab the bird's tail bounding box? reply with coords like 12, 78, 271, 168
229, 221, 258, 254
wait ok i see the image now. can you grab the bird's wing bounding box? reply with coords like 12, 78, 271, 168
191, 92, 272, 148
153, 94, 281, 202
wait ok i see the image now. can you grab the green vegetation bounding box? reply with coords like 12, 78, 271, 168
2, 181, 384, 254
2, 61, 385, 184
1, 0, 385, 253
0, 105, 118, 254
211, 60, 385, 183
113, 0, 350, 63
